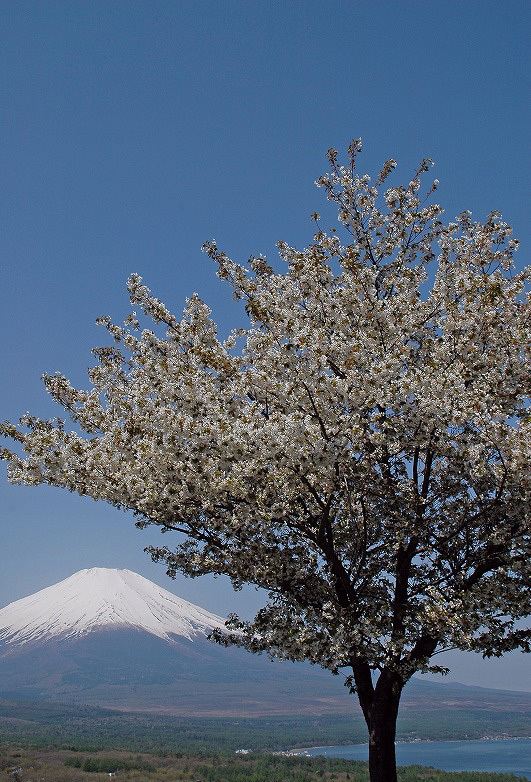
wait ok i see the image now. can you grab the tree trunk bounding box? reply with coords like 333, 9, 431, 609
367, 677, 402, 782
352, 663, 403, 782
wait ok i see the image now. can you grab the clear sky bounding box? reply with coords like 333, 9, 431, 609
0, 0, 529, 691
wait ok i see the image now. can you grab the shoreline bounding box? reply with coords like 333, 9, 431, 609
287, 735, 531, 754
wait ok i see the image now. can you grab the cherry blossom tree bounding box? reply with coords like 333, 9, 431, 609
2, 141, 529, 782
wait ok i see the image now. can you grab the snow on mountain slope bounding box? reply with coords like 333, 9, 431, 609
0, 568, 226, 646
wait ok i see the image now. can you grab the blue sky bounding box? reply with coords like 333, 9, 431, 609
0, 0, 529, 691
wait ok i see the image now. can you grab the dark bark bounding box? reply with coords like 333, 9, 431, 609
353, 663, 404, 782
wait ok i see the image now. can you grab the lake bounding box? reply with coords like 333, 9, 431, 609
301, 738, 531, 778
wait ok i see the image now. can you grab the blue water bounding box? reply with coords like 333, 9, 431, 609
303, 738, 531, 778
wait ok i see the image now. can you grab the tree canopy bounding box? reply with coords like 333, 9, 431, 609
2, 141, 529, 781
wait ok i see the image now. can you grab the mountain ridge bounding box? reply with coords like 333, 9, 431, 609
0, 567, 356, 715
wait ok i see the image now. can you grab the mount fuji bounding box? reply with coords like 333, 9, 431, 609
0, 568, 227, 647
0, 568, 351, 716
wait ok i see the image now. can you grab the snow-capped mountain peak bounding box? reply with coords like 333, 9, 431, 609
0, 567, 226, 646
